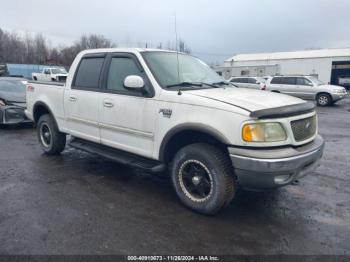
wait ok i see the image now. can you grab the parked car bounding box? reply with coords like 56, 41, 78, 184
25, 48, 324, 215
32, 67, 68, 82
266, 75, 347, 106
338, 76, 350, 89
0, 77, 32, 125
229, 76, 266, 90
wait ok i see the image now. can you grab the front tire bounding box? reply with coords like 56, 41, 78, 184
37, 114, 66, 155
171, 143, 236, 215
317, 93, 332, 106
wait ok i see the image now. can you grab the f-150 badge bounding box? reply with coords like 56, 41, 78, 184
159, 109, 172, 118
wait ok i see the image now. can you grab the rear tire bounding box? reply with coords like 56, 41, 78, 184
317, 93, 332, 106
37, 114, 66, 155
170, 143, 236, 215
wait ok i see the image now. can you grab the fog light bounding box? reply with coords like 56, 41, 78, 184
274, 174, 291, 184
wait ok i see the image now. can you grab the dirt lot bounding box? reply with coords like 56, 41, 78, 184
0, 96, 349, 255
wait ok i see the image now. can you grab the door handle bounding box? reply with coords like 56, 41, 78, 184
69, 95, 77, 102
103, 101, 114, 108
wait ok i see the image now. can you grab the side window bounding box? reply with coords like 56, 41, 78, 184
247, 78, 257, 84
282, 77, 296, 85
74, 57, 104, 89
270, 77, 282, 84
44, 69, 50, 74
106, 57, 143, 94
297, 77, 313, 86
230, 78, 241, 83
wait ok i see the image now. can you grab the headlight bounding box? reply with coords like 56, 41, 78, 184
242, 122, 287, 142
334, 89, 346, 94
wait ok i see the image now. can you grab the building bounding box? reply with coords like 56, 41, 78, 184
215, 48, 350, 87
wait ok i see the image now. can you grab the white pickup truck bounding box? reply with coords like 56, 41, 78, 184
32, 67, 68, 82
25, 48, 325, 214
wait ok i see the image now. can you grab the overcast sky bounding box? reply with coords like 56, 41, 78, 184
1, 0, 350, 63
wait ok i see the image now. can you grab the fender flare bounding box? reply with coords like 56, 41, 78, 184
33, 101, 59, 128
158, 123, 230, 162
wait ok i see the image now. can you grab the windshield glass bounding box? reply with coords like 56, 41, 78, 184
51, 68, 67, 74
0, 80, 26, 93
142, 52, 225, 89
308, 76, 324, 85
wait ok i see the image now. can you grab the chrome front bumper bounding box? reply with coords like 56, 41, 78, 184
229, 135, 325, 189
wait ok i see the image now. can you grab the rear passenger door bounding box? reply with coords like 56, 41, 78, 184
281, 77, 302, 98
64, 53, 106, 143
99, 53, 157, 158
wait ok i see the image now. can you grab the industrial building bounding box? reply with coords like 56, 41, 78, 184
215, 48, 350, 88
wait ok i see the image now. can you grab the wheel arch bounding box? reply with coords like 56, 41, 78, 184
159, 123, 230, 163
33, 101, 58, 127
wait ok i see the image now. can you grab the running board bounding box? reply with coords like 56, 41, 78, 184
69, 138, 167, 173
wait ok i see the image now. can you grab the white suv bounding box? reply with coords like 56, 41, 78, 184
266, 75, 347, 106
229, 76, 266, 90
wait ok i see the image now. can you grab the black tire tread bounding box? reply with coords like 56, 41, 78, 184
37, 114, 66, 155
171, 143, 236, 215
316, 93, 332, 106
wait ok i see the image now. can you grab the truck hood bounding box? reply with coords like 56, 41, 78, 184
186, 88, 305, 112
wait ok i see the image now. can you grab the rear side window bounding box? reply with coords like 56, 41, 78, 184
247, 78, 257, 84
74, 57, 104, 89
230, 78, 241, 83
270, 77, 282, 84
283, 77, 297, 85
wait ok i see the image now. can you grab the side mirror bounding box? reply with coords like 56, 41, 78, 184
124, 75, 144, 90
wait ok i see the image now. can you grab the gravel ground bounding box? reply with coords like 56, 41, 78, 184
0, 96, 349, 255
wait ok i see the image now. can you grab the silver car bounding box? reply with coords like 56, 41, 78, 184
229, 77, 266, 90
266, 75, 347, 106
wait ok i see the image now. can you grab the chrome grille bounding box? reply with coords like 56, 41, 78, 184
291, 115, 317, 142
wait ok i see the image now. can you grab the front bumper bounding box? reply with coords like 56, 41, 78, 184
229, 135, 325, 189
0, 106, 32, 125
331, 92, 347, 102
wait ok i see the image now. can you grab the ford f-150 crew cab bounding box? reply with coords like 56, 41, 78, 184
32, 67, 68, 82
25, 48, 325, 214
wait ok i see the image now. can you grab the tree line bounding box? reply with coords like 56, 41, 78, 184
0, 27, 190, 66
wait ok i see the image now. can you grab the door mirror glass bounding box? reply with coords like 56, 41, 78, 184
124, 75, 144, 90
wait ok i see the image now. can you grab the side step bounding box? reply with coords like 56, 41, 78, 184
69, 138, 167, 173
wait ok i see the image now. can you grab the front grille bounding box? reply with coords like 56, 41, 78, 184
291, 115, 317, 142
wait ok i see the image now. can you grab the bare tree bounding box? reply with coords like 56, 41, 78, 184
33, 34, 48, 64
0, 27, 191, 66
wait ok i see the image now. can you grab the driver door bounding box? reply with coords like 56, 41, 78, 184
99, 53, 157, 158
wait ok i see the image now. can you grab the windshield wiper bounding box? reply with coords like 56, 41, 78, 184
166, 82, 203, 88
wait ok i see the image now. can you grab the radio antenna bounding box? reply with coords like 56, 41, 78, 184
174, 13, 182, 95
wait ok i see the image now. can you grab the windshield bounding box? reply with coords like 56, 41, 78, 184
142, 52, 225, 89
0, 80, 26, 93
308, 76, 324, 86
51, 68, 67, 74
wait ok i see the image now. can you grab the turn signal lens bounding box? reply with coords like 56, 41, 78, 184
242, 122, 287, 142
